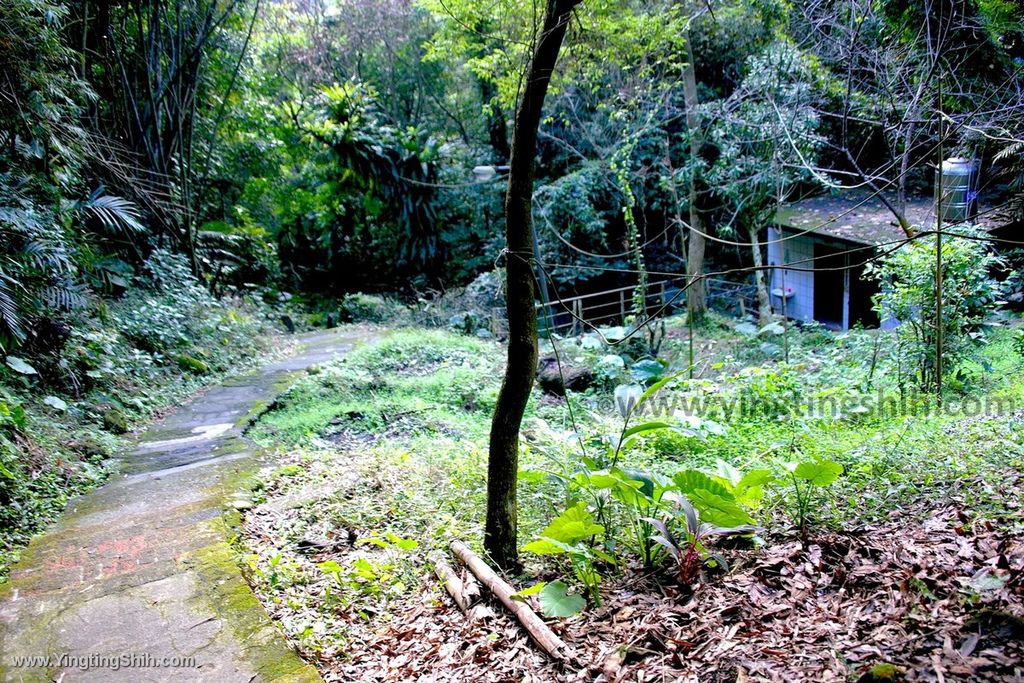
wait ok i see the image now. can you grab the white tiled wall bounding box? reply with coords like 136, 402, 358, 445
767, 228, 862, 329
766, 228, 816, 324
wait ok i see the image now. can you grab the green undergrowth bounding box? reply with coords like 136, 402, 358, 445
248, 330, 529, 543
242, 322, 1024, 648
0, 251, 288, 581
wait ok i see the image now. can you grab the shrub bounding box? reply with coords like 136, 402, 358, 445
865, 228, 1004, 390
339, 293, 407, 324
416, 270, 505, 332
112, 250, 215, 352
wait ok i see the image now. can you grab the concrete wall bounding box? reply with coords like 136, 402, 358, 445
766, 227, 817, 324
766, 227, 855, 329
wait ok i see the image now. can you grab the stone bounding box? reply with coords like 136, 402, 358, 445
858, 663, 903, 682
177, 354, 211, 375
102, 407, 129, 434
536, 355, 594, 396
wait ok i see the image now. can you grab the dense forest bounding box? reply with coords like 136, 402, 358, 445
5, 0, 1023, 303
2, 0, 1024, 681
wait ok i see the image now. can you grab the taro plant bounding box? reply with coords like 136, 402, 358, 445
783, 456, 843, 538
573, 466, 672, 568
521, 502, 614, 612
710, 460, 774, 510
647, 497, 758, 584
672, 469, 759, 528
521, 377, 727, 571
644, 465, 765, 584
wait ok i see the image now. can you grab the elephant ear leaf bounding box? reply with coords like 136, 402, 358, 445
793, 459, 843, 486
732, 468, 774, 506
686, 489, 755, 528
533, 502, 603, 545
538, 580, 585, 618
673, 469, 733, 501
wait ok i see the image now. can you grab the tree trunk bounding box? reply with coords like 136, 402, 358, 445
749, 225, 772, 320
486, 0, 579, 570
682, 30, 706, 318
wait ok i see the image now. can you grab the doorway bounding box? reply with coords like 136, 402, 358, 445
813, 243, 846, 329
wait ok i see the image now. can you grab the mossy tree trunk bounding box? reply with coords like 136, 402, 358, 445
682, 28, 707, 318
749, 225, 772, 320
485, 0, 580, 570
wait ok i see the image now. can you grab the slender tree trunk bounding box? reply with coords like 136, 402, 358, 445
486, 0, 580, 569
682, 30, 706, 317
749, 225, 772, 320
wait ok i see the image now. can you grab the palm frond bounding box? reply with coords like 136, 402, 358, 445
40, 283, 87, 312
79, 192, 144, 235
0, 273, 27, 345
22, 240, 75, 275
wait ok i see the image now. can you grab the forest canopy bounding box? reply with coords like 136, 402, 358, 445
3, 0, 1022, 320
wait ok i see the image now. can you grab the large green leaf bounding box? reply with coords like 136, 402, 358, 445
43, 395, 67, 411
793, 459, 843, 486
5, 356, 37, 375
518, 469, 550, 484
630, 359, 665, 384
732, 468, 774, 506
537, 502, 604, 544
572, 470, 623, 490
538, 580, 586, 618
621, 421, 673, 439
673, 469, 733, 501
687, 488, 756, 527
617, 467, 657, 498
511, 582, 546, 601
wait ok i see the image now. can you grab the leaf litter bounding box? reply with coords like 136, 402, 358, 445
242, 447, 1023, 683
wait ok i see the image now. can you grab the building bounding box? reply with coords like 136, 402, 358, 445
768, 193, 945, 330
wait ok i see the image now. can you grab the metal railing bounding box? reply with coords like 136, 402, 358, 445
530, 277, 759, 335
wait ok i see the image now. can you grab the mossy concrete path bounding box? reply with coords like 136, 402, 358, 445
0, 330, 358, 682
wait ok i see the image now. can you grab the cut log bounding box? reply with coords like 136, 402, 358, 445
432, 554, 480, 613
450, 540, 572, 662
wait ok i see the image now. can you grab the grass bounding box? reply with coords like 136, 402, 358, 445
240, 318, 1024, 659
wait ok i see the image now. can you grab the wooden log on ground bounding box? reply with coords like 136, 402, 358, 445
432, 554, 478, 613
450, 540, 572, 662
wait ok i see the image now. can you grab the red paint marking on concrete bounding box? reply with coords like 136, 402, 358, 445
43, 534, 149, 581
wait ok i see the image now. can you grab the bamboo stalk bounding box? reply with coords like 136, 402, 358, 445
450, 540, 572, 662
432, 554, 480, 613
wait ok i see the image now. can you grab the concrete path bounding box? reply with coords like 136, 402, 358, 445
0, 330, 357, 682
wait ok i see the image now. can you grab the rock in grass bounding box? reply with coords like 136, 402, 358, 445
536, 356, 594, 396
176, 354, 210, 375
858, 663, 902, 682
102, 408, 129, 434
230, 497, 254, 511
72, 436, 110, 459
